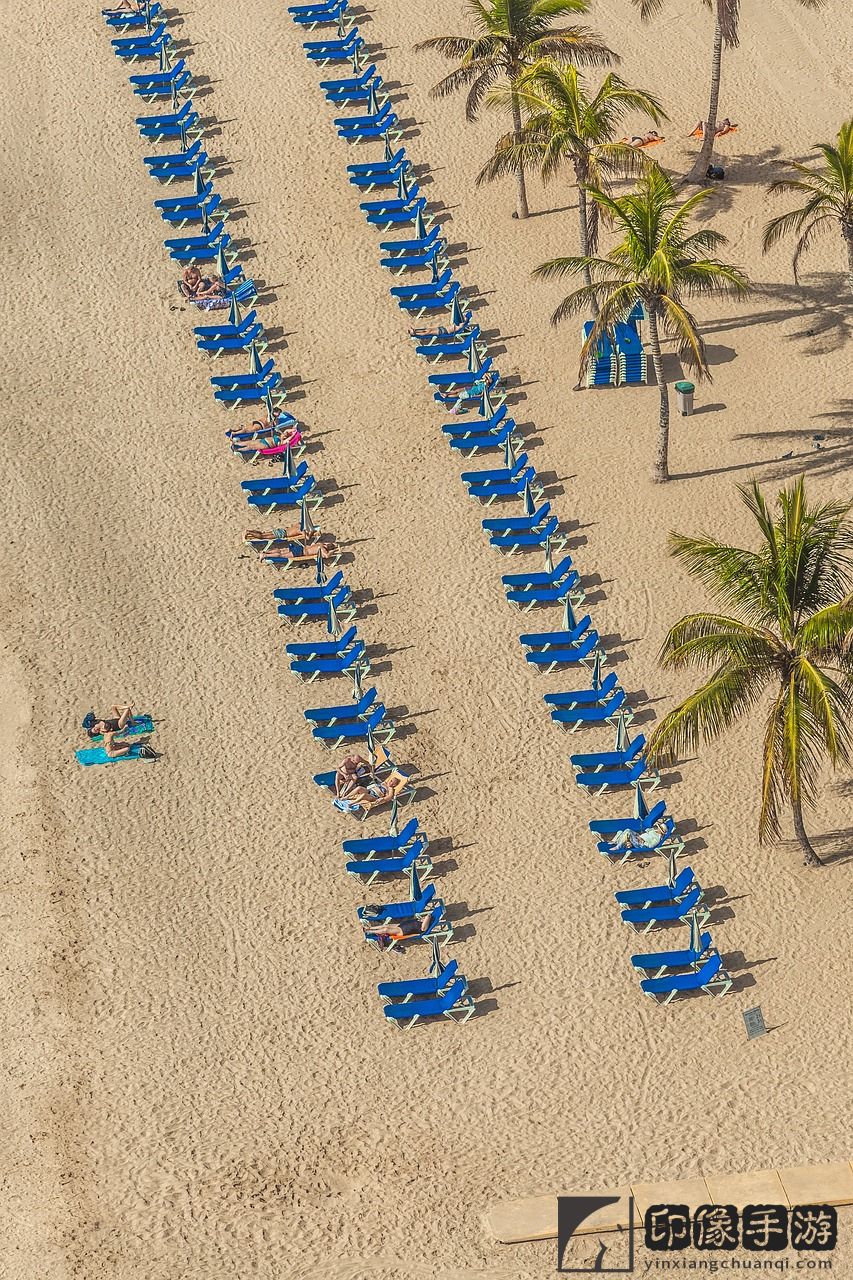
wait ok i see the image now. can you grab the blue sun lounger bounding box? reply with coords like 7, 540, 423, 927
168, 230, 231, 264
303, 32, 363, 65
631, 933, 714, 978
363, 904, 452, 952
506, 570, 583, 612
286, 625, 358, 659
336, 101, 394, 135
312, 703, 394, 749
380, 223, 442, 256
544, 671, 619, 711
572, 734, 647, 774
215, 360, 276, 392
289, 641, 366, 681
364, 196, 425, 229
382, 245, 446, 276
429, 358, 494, 391
397, 280, 460, 316
321, 63, 377, 95
104, 2, 162, 28
139, 109, 200, 142
352, 164, 412, 197
136, 97, 195, 131
521, 616, 592, 652
640, 952, 733, 1004
144, 137, 203, 169
523, 630, 598, 671
342, 818, 423, 857
195, 308, 261, 340
550, 688, 626, 730
197, 321, 264, 357
382, 977, 474, 1029
291, 0, 347, 26
346, 838, 433, 889
466, 466, 540, 506
277, 585, 352, 624
390, 265, 452, 300
589, 798, 667, 838
242, 463, 310, 494
112, 23, 168, 53
155, 180, 214, 212
615, 866, 697, 909
576, 757, 657, 795
348, 147, 408, 180
75, 743, 149, 766
621, 884, 707, 934
133, 67, 191, 100
357, 884, 438, 927
442, 407, 508, 442
489, 516, 563, 553
215, 372, 282, 408
304, 687, 377, 725
147, 152, 212, 185
325, 73, 383, 106
501, 553, 574, 590
450, 420, 520, 459
596, 815, 683, 864
414, 321, 479, 358
273, 568, 343, 601
159, 194, 223, 227
245, 474, 318, 509
129, 57, 189, 94
378, 957, 458, 1002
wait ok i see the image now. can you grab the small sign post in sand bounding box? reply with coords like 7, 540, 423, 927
743, 1006, 768, 1040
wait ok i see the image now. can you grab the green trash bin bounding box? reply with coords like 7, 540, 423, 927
675, 380, 695, 416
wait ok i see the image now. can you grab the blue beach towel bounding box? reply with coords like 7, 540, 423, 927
75, 744, 148, 766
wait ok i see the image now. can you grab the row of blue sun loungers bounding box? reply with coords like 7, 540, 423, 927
103, 2, 473, 1030
283, 2, 734, 1007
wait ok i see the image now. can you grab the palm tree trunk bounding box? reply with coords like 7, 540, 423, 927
577, 186, 598, 316
792, 793, 823, 867
510, 88, 530, 220
647, 307, 670, 482
843, 221, 853, 298
687, 3, 724, 183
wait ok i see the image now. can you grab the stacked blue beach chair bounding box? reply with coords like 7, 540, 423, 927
100, 0, 475, 1030
287, 0, 734, 1006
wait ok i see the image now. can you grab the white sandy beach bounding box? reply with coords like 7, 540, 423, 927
1, 1, 852, 1276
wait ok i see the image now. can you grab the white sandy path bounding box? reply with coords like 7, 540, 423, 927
0, 1, 851, 1277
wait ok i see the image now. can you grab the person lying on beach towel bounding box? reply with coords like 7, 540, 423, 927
102, 1, 146, 12
688, 118, 738, 139
178, 266, 228, 310
622, 131, 665, 149
83, 705, 134, 739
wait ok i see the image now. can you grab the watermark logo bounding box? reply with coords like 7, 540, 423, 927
556, 1195, 636, 1273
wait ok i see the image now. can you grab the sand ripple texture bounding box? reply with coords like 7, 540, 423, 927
1, 0, 852, 1277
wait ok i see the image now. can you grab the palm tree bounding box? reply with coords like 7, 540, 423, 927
533, 167, 750, 481
763, 119, 853, 298
415, 0, 615, 220
647, 477, 853, 868
477, 62, 668, 299
631, 0, 826, 182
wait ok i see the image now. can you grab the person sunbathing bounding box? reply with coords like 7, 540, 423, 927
83, 705, 134, 738
243, 526, 328, 550
103, 1, 145, 12
259, 542, 335, 565
82, 706, 161, 760
363, 915, 431, 950
335, 753, 373, 798
609, 819, 670, 851
689, 118, 738, 139
179, 266, 226, 304
407, 315, 471, 339
626, 130, 665, 149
